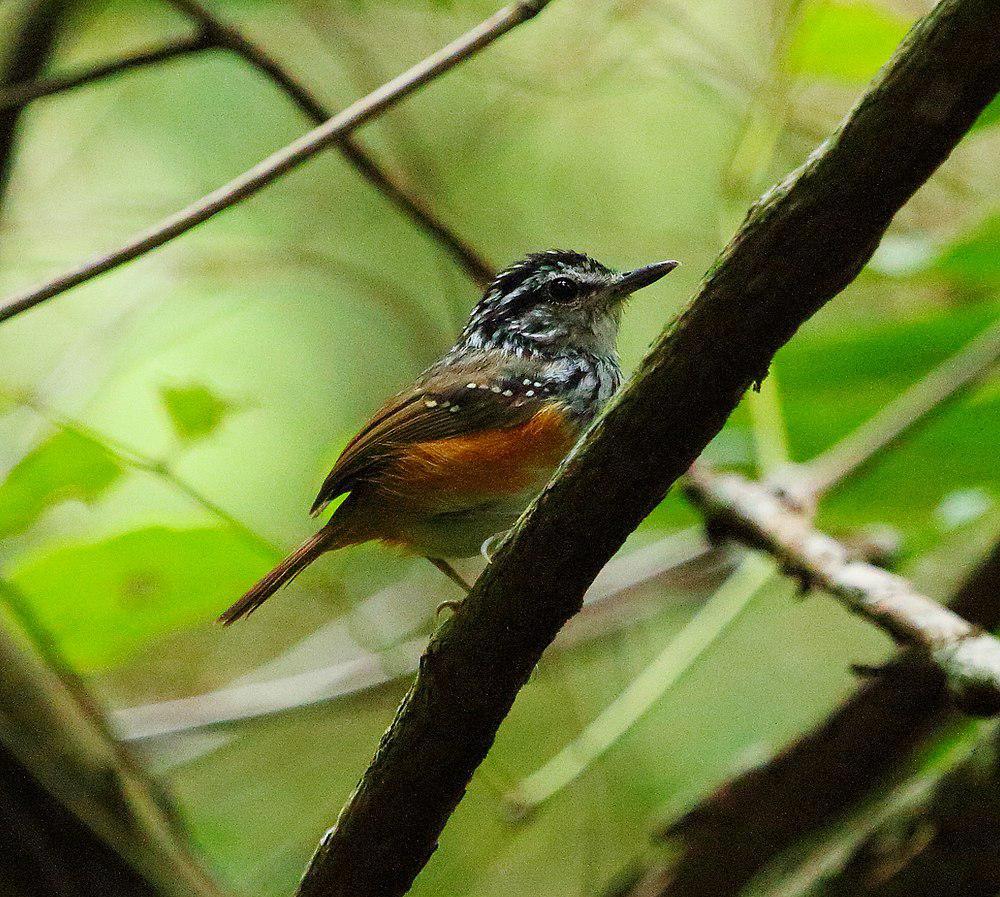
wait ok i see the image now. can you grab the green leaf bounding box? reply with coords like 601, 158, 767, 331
933, 214, 1000, 286
160, 383, 233, 442
0, 431, 123, 538
7, 526, 273, 671
970, 94, 1000, 133
785, 1, 911, 85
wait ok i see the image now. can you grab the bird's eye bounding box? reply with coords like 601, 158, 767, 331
548, 277, 577, 302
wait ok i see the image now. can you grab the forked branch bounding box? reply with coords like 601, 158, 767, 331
165, 0, 494, 286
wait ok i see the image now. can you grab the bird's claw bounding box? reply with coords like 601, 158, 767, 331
480, 531, 508, 562
436, 598, 464, 618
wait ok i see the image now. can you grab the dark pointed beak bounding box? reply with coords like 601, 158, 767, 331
613, 259, 680, 296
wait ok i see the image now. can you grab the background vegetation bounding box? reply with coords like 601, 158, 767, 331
0, 0, 997, 894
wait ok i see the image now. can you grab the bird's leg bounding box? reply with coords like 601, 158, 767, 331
428, 557, 472, 616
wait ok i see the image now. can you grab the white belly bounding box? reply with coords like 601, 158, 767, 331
396, 490, 538, 558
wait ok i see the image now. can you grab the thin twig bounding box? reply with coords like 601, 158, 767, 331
0, 1, 494, 286
165, 0, 494, 288
0, 33, 213, 112
504, 554, 774, 819
792, 317, 1000, 498
0, 0, 525, 324
112, 527, 716, 743
686, 464, 1000, 715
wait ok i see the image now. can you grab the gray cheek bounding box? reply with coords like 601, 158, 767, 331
518, 309, 570, 344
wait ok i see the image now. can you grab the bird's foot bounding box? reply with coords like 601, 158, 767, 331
436, 598, 464, 618
480, 531, 509, 562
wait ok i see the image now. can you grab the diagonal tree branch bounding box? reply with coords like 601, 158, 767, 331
0, 33, 213, 112
165, 0, 494, 287
686, 465, 1000, 714
293, 3, 1000, 896
0, 0, 546, 325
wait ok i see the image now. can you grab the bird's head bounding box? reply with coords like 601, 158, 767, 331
458, 250, 678, 357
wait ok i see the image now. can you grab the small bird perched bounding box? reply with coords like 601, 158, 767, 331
220, 250, 677, 624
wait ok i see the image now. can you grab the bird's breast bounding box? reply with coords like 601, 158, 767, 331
390, 404, 578, 508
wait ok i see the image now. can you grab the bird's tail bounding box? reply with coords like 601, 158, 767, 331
219, 528, 336, 625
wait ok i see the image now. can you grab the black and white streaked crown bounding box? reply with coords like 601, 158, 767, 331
486, 250, 612, 301
460, 250, 614, 337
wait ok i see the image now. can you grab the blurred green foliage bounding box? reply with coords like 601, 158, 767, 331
936, 213, 1000, 287
0, 429, 123, 538
785, 0, 909, 83
160, 383, 235, 443
0, 0, 996, 894
9, 525, 272, 669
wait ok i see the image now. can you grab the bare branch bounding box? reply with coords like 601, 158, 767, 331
0, 0, 494, 287
686, 465, 1000, 715
293, 4, 1000, 896
165, 0, 494, 287
0, 34, 213, 112
0, 0, 547, 325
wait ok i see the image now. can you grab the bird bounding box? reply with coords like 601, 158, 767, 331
219, 249, 678, 624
